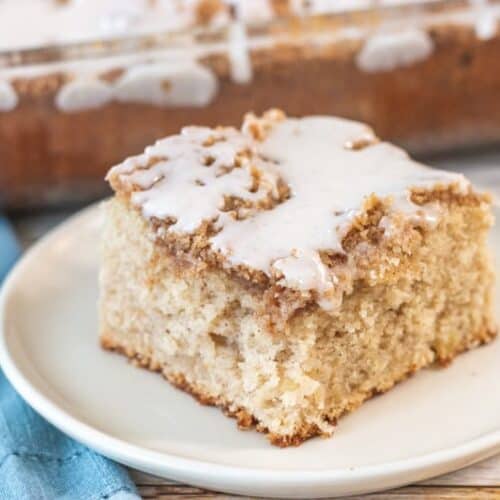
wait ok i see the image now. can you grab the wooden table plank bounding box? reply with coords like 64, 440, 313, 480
342, 487, 500, 499
129, 453, 500, 498
134, 484, 500, 500
130, 454, 500, 489
420, 454, 500, 486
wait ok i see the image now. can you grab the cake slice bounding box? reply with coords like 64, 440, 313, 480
100, 109, 496, 446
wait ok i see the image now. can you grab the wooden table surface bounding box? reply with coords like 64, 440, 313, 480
11, 209, 500, 500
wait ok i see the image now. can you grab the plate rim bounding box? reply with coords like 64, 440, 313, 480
1, 202, 499, 498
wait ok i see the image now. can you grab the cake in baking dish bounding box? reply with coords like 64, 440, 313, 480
3, 0, 500, 208
100, 109, 496, 446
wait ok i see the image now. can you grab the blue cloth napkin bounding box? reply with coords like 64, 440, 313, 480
0, 216, 139, 500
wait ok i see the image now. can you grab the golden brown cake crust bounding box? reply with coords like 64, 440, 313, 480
101, 326, 497, 446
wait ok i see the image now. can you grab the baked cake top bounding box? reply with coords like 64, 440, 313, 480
107, 109, 474, 310
0, 0, 482, 52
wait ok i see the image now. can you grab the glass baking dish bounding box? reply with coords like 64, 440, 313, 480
1, 0, 500, 208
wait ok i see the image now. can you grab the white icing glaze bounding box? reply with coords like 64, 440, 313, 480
0, 81, 18, 112
114, 62, 217, 107
470, 0, 498, 40
113, 125, 281, 231
356, 28, 434, 72
210, 117, 465, 279
109, 114, 468, 308
273, 249, 337, 295
50, 58, 218, 112
227, 22, 253, 84
55, 79, 114, 112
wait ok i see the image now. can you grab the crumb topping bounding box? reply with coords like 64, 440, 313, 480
109, 117, 288, 232
107, 109, 472, 310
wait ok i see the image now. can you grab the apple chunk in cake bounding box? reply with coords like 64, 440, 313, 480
100, 109, 496, 446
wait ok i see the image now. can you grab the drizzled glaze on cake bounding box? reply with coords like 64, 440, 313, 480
108, 110, 469, 309
113, 125, 284, 231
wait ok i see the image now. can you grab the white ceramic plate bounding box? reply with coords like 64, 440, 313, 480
1, 203, 499, 499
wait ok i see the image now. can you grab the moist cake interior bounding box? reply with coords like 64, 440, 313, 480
100, 110, 496, 446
